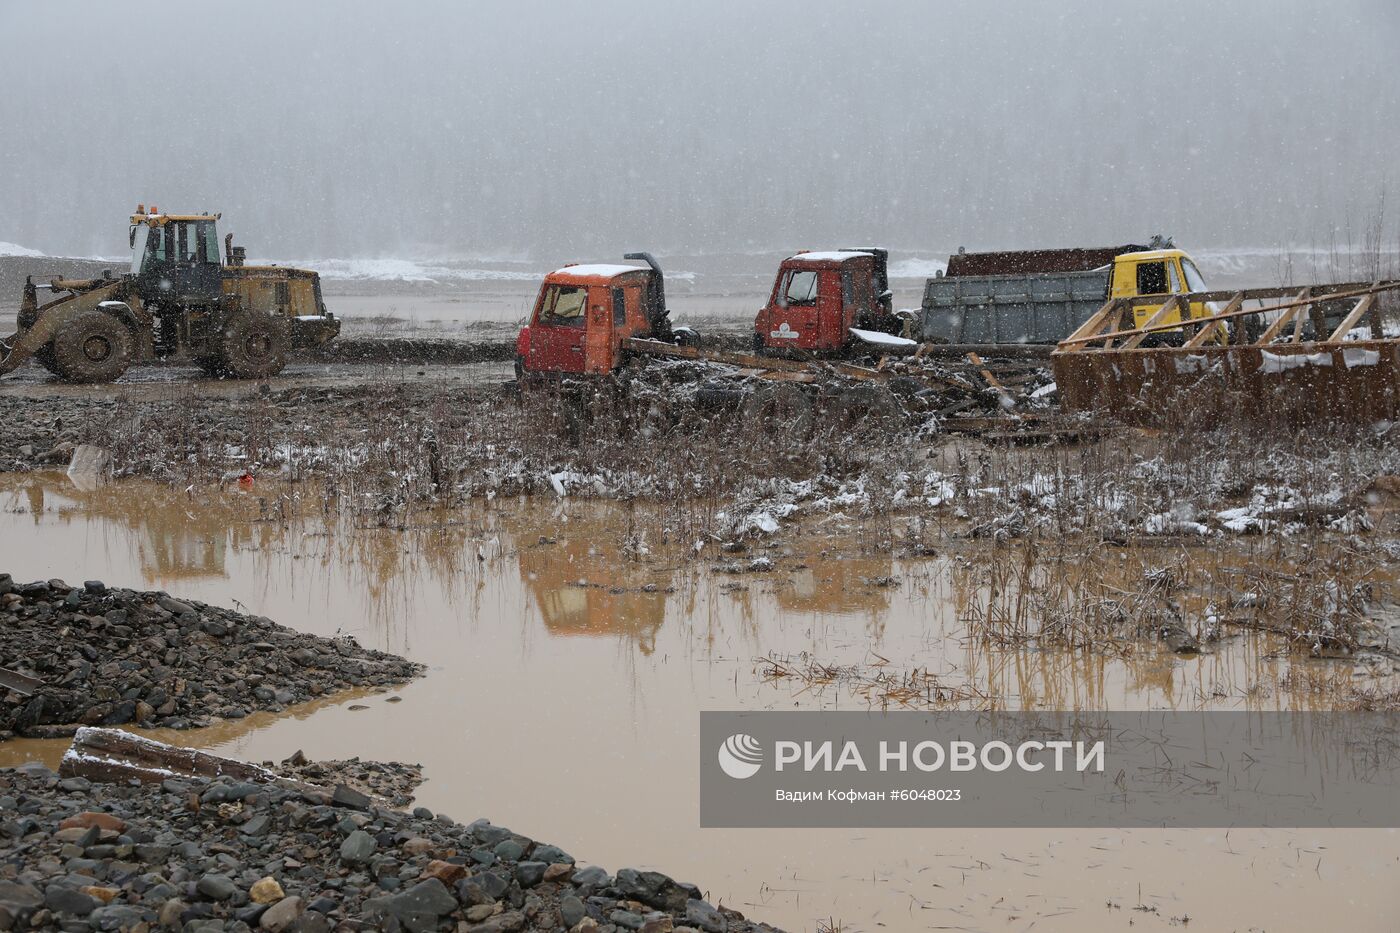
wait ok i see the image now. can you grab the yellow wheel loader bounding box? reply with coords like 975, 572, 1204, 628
1, 206, 339, 383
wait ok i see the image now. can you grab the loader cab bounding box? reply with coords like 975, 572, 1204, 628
755, 250, 889, 353
129, 209, 223, 303
518, 263, 658, 375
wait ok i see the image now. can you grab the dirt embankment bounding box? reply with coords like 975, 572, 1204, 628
0, 760, 778, 932
0, 576, 423, 741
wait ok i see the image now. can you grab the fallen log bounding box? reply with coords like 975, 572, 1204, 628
58, 727, 379, 809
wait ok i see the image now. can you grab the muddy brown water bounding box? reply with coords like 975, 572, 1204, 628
1, 473, 1396, 931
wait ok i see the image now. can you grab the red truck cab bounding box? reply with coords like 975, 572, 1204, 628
753, 248, 895, 353
517, 253, 680, 377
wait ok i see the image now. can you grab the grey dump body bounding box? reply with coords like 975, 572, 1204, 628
920, 268, 1111, 345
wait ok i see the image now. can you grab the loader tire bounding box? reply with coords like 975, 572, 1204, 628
34, 343, 61, 376
49, 311, 134, 383
215, 311, 288, 379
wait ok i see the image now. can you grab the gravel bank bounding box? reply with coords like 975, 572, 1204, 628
0, 761, 779, 932
0, 577, 423, 741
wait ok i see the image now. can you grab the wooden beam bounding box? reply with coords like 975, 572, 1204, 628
967, 352, 1016, 409
1185, 293, 1244, 347
1120, 296, 1182, 350
1290, 287, 1312, 342
1255, 289, 1312, 344
1060, 299, 1121, 348
1326, 292, 1378, 343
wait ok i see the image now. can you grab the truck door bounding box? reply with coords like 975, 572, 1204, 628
1129, 259, 1184, 329
766, 266, 821, 349
583, 289, 615, 374
815, 269, 845, 348
843, 261, 874, 330
527, 283, 589, 373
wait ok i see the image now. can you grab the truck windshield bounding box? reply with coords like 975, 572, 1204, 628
538, 285, 587, 327
129, 224, 149, 275
1181, 258, 1208, 292
781, 270, 818, 306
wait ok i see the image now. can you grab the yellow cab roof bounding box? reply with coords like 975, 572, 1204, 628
1117, 248, 1187, 262
130, 212, 221, 225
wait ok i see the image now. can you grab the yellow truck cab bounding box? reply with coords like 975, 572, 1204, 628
1108, 248, 1214, 329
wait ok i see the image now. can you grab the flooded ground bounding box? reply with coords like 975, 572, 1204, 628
1, 473, 1397, 930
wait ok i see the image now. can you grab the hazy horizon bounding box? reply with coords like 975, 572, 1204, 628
2, 1, 1397, 261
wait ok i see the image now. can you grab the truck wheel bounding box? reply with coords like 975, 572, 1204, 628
50, 311, 134, 383
216, 312, 288, 379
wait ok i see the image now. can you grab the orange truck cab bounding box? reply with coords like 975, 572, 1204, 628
753, 248, 897, 353
516, 252, 692, 377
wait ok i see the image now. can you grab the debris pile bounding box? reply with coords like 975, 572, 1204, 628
0, 750, 779, 933
0, 576, 423, 740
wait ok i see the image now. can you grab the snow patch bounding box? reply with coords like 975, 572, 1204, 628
849, 327, 917, 348
0, 240, 44, 258
887, 257, 949, 279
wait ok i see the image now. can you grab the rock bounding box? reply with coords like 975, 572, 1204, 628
339, 829, 376, 865
572, 865, 610, 888
258, 895, 304, 932
472, 911, 525, 932
685, 899, 727, 933
514, 861, 546, 887
611, 909, 646, 930
465, 904, 497, 922
569, 921, 600, 933
249, 877, 284, 905
0, 881, 44, 917
543, 862, 573, 883
58, 811, 127, 833
87, 904, 150, 930
492, 839, 524, 861
157, 595, 195, 616
157, 898, 186, 927
422, 859, 466, 884
615, 868, 687, 912
401, 837, 435, 856
196, 873, 238, 901
81, 886, 120, 905
558, 895, 587, 928
532, 844, 574, 865
362, 878, 457, 932
136, 842, 172, 863
44, 885, 98, 916
241, 813, 271, 837
456, 879, 494, 907
331, 783, 372, 810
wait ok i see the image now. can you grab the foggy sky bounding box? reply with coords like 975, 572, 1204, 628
2, 0, 1397, 260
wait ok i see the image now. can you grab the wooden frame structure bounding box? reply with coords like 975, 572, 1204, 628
1051, 280, 1400, 427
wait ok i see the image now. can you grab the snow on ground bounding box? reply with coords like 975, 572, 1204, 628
0, 241, 45, 258
887, 257, 948, 279
269, 257, 543, 284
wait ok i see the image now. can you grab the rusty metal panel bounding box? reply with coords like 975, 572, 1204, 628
1051, 342, 1400, 427
945, 245, 1148, 278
